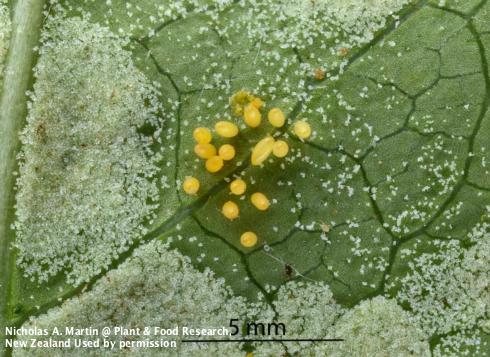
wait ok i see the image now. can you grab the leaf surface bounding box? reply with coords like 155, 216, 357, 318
2, 0, 490, 356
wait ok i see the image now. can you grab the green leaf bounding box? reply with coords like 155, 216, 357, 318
2, 0, 490, 356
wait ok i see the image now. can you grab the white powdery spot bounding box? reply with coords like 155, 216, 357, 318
397, 221, 490, 356
14, 241, 247, 356
255, 281, 343, 355
326, 297, 430, 356
0, 0, 10, 78
13, 16, 163, 285
246, 0, 413, 62
433, 331, 486, 357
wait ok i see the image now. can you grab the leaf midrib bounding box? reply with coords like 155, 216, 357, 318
0, 0, 45, 356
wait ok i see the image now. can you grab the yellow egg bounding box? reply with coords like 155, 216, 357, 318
251, 192, 270, 211
215, 121, 239, 138
194, 143, 217, 159
222, 201, 239, 220
182, 176, 200, 195
230, 178, 247, 195
205, 155, 224, 173
240, 231, 258, 248
251, 136, 275, 166
272, 140, 289, 158
293, 120, 312, 139
218, 144, 236, 161
193, 127, 212, 144
244, 104, 262, 128
267, 108, 285, 128
251, 97, 264, 109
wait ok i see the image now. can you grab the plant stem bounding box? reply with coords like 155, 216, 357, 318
0, 0, 45, 355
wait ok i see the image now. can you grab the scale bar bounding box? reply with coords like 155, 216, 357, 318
182, 338, 344, 343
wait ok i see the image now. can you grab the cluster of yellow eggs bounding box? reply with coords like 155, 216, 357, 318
182, 92, 311, 248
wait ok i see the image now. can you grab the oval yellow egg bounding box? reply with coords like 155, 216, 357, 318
182, 176, 200, 195
215, 121, 239, 138
240, 231, 258, 248
230, 178, 247, 195
272, 140, 289, 158
194, 143, 217, 159
222, 201, 239, 220
293, 120, 312, 140
268, 108, 285, 128
205, 155, 224, 173
250, 192, 270, 211
218, 144, 236, 161
193, 127, 212, 144
251, 97, 264, 109
244, 104, 262, 128
251, 136, 275, 166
